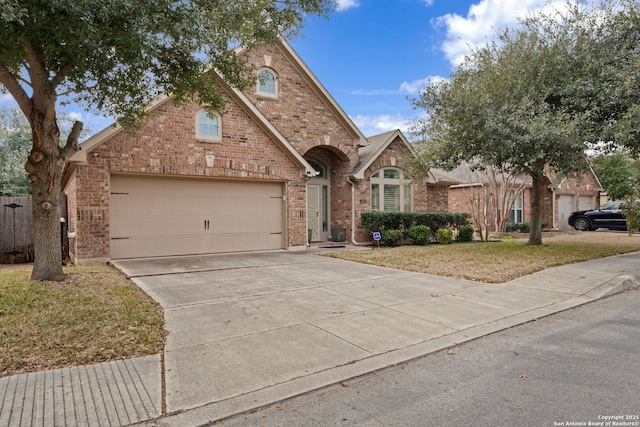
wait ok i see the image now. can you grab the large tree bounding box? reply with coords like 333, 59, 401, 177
411, 0, 640, 245
0, 0, 334, 281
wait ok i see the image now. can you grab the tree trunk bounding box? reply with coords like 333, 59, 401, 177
25, 109, 81, 281
526, 171, 544, 246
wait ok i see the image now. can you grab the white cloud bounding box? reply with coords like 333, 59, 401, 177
351, 113, 412, 136
336, 0, 359, 12
435, 0, 567, 66
67, 111, 83, 122
351, 75, 445, 96
423, 0, 435, 6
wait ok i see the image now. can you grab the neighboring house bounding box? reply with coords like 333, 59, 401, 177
62, 39, 453, 264
445, 164, 603, 232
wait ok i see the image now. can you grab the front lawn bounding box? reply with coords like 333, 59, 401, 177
326, 232, 640, 283
0, 265, 165, 377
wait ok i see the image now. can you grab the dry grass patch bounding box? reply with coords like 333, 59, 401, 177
0, 264, 165, 377
327, 232, 640, 283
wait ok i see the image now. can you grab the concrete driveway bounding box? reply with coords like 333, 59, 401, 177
110, 249, 640, 425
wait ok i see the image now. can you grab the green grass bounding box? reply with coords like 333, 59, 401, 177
0, 265, 165, 377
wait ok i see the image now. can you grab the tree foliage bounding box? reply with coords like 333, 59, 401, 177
620, 197, 640, 236
411, 0, 640, 245
0, 108, 31, 195
0, 0, 334, 281
591, 150, 640, 200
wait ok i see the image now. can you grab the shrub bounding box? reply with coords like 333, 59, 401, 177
407, 225, 430, 245
518, 222, 531, 233
436, 228, 454, 244
505, 223, 521, 233
457, 225, 475, 242
620, 198, 640, 236
505, 222, 541, 233
381, 229, 404, 247
361, 212, 470, 234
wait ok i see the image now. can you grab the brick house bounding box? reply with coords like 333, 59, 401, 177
62, 39, 451, 264
444, 164, 603, 232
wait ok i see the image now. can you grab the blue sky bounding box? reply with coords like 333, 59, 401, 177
1, 0, 563, 138
289, 0, 567, 137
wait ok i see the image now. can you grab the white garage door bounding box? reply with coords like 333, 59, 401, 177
558, 195, 575, 231
579, 195, 595, 211
110, 175, 285, 259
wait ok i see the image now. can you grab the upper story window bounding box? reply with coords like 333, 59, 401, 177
371, 168, 412, 212
257, 68, 278, 97
196, 109, 221, 141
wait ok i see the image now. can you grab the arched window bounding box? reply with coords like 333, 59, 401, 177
370, 168, 412, 212
196, 109, 221, 141
306, 157, 327, 179
257, 68, 278, 97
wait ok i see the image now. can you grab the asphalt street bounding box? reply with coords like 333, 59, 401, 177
218, 289, 640, 427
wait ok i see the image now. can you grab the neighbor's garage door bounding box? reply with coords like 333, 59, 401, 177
110, 175, 284, 259
558, 194, 575, 231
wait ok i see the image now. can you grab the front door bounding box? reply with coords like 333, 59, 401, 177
305, 157, 330, 242
307, 185, 321, 242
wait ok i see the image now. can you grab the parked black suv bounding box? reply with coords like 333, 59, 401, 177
567, 200, 635, 231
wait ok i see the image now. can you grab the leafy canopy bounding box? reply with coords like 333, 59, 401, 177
591, 150, 640, 200
411, 4, 588, 177
411, 0, 640, 173
0, 0, 334, 127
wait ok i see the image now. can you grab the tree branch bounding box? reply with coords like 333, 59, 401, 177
51, 60, 76, 89
19, 37, 50, 106
0, 63, 32, 118
60, 120, 83, 161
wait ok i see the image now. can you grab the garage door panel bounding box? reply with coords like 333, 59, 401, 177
112, 215, 206, 238
110, 175, 285, 258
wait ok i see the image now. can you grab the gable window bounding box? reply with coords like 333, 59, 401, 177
371, 168, 412, 212
196, 109, 221, 141
257, 68, 278, 97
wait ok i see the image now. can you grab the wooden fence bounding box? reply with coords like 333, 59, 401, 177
0, 196, 34, 264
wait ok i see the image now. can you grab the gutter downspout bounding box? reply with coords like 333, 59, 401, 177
347, 176, 368, 246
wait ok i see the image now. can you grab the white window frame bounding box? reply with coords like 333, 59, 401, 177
195, 109, 221, 141
257, 68, 278, 98
507, 190, 524, 223
370, 168, 412, 212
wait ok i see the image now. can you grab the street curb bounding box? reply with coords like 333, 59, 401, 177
582, 274, 639, 299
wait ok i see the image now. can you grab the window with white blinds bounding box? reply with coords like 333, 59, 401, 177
371, 168, 412, 212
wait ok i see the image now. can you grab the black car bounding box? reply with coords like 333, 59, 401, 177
568, 200, 635, 231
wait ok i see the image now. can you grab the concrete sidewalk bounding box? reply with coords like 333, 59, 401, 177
2, 249, 639, 426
